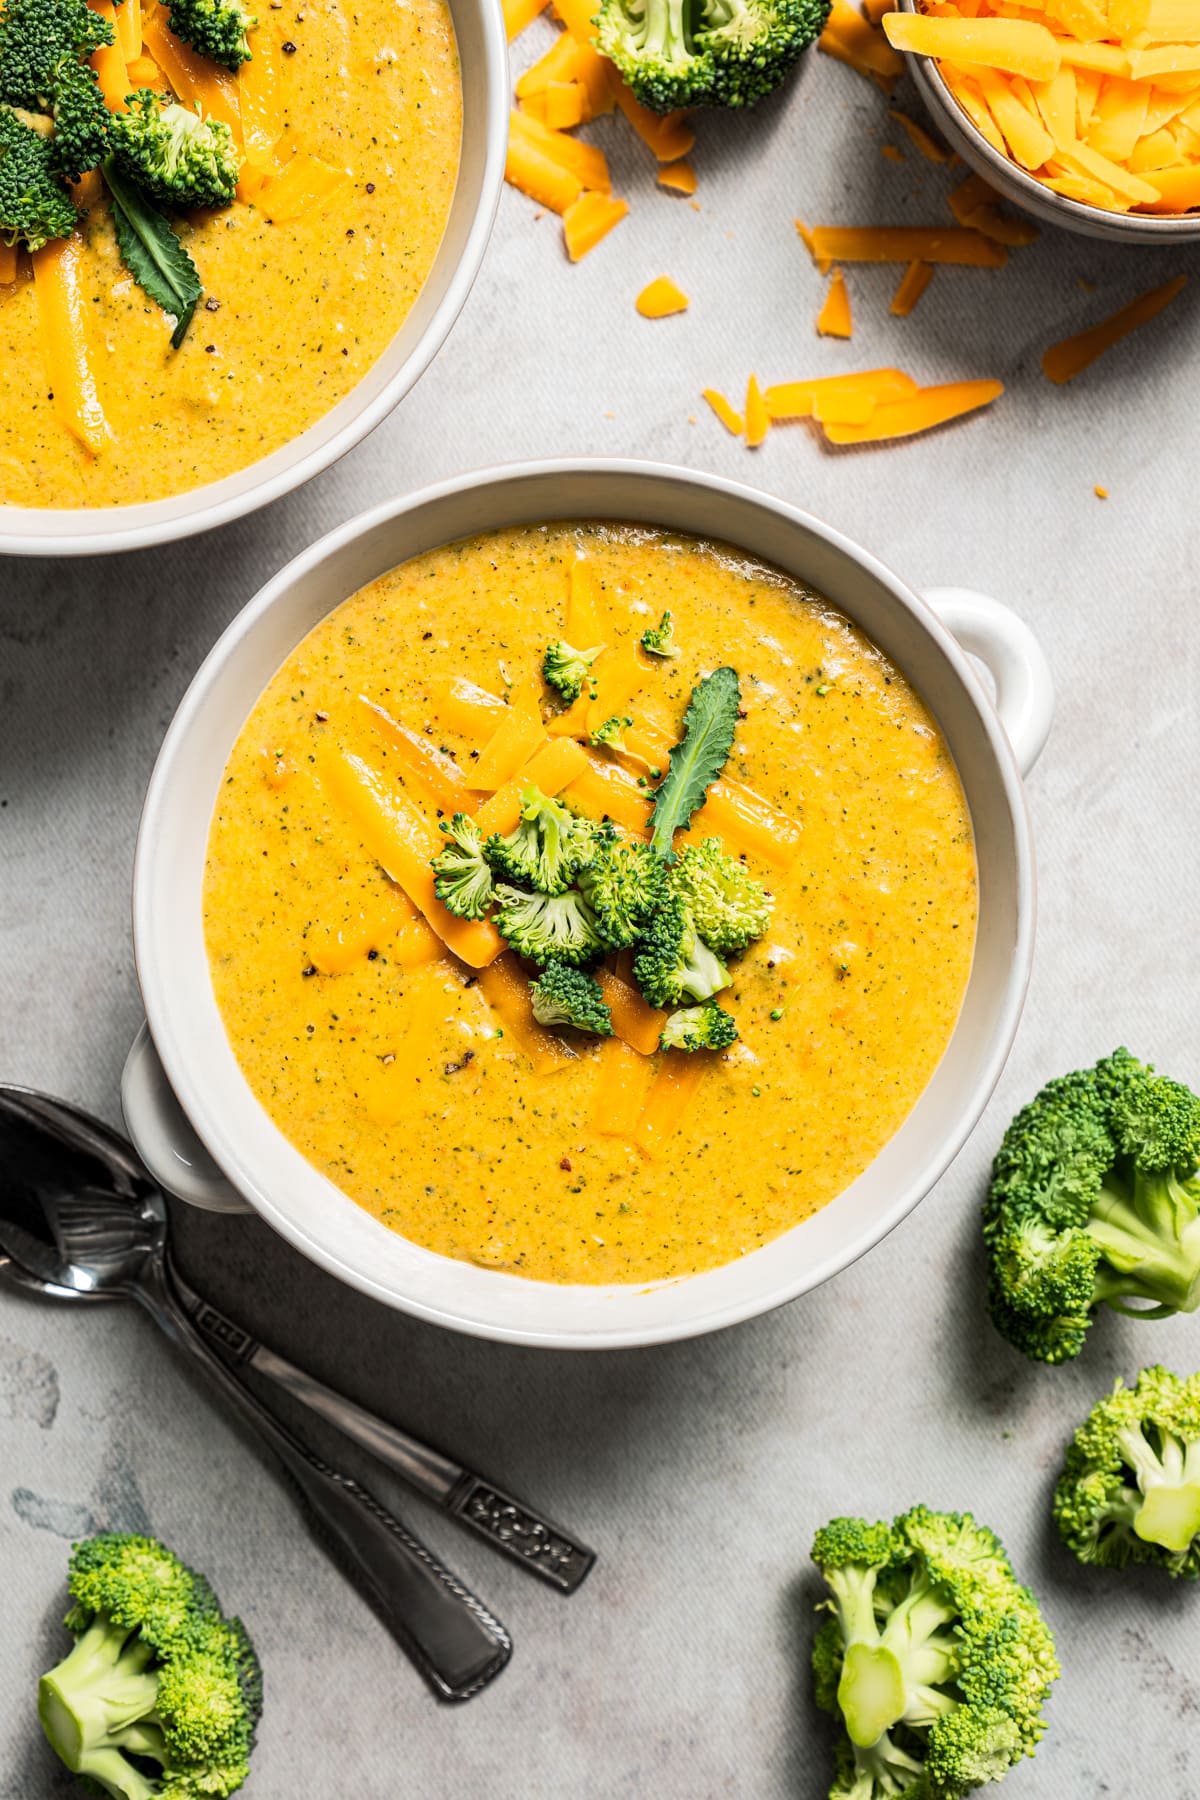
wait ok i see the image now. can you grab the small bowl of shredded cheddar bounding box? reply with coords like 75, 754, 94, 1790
885, 0, 1200, 241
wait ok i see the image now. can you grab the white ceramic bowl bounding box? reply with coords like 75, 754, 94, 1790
898, 0, 1200, 244
124, 460, 1054, 1349
0, 0, 508, 558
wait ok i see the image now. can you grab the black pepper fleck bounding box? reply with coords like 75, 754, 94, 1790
282, 38, 297, 50
205, 297, 220, 312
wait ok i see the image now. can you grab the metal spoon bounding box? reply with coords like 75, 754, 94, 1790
0, 1083, 512, 1701
0, 1084, 593, 1592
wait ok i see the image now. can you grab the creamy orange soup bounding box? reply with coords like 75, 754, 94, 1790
0, 0, 460, 509
204, 525, 977, 1284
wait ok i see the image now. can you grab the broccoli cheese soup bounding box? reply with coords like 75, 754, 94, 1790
0, 0, 460, 507
203, 524, 977, 1284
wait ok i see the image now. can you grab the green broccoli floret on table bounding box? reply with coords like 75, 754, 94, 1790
700, 0, 830, 106
668, 837, 772, 954
632, 894, 729, 1009
431, 813, 495, 920
811, 1506, 1059, 1800
640, 610, 678, 657
164, 0, 258, 71
38, 1532, 261, 1799
109, 91, 239, 208
486, 785, 595, 896
983, 1048, 1200, 1364
530, 959, 613, 1035
579, 831, 667, 950
542, 637, 603, 703
493, 883, 603, 968
660, 1002, 737, 1052
1053, 1366, 1200, 1577
593, 0, 829, 114
0, 105, 77, 249
0, 0, 113, 182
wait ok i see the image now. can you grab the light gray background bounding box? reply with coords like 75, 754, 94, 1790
3, 24, 1200, 1797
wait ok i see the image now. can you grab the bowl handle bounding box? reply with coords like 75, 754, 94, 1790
923, 587, 1054, 777
121, 1022, 253, 1215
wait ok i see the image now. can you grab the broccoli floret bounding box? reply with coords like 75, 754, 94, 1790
640, 610, 678, 657
431, 813, 495, 920
593, 0, 710, 113
164, 0, 258, 71
38, 1532, 261, 1800
530, 958, 613, 1035
0, 105, 77, 249
543, 637, 604, 703
659, 1002, 738, 1052
699, 0, 830, 107
590, 714, 631, 752
812, 1507, 1059, 1800
0, 0, 113, 182
1053, 1366, 1200, 1577
109, 90, 239, 208
593, 0, 828, 113
578, 831, 667, 950
632, 894, 730, 1009
486, 785, 596, 896
668, 837, 772, 954
493, 883, 604, 968
984, 1048, 1200, 1364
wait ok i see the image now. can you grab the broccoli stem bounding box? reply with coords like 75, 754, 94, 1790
38, 1615, 161, 1800
1116, 1424, 1200, 1554
824, 1566, 904, 1748
1087, 1170, 1200, 1314
830, 1569, 959, 1749
644, 0, 691, 58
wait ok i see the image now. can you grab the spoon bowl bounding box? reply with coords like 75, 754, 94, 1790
0, 1086, 163, 1296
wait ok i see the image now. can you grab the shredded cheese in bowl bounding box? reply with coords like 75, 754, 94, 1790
882, 0, 1200, 237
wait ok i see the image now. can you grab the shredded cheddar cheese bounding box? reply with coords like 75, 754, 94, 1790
503, 2, 702, 260
744, 374, 771, 447
890, 259, 935, 314
820, 0, 906, 87
504, 0, 550, 40
799, 224, 1008, 268
817, 267, 854, 336
702, 389, 745, 435
563, 190, 628, 260
708, 368, 1001, 446
657, 159, 697, 194
1040, 274, 1187, 382
636, 275, 690, 317
882, 3, 1200, 216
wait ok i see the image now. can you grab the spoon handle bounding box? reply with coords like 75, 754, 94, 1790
134, 1259, 511, 1702
169, 1261, 594, 1595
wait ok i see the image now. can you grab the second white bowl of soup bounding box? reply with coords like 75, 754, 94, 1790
125, 461, 1053, 1347
0, 0, 506, 553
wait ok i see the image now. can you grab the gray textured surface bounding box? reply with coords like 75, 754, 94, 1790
3, 22, 1200, 1796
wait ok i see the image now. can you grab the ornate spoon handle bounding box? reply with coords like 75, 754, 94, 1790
136, 1257, 512, 1701
169, 1258, 595, 1595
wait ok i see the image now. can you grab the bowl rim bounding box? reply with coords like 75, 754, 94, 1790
0, 0, 510, 558
133, 457, 1038, 1349
898, 0, 1200, 243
